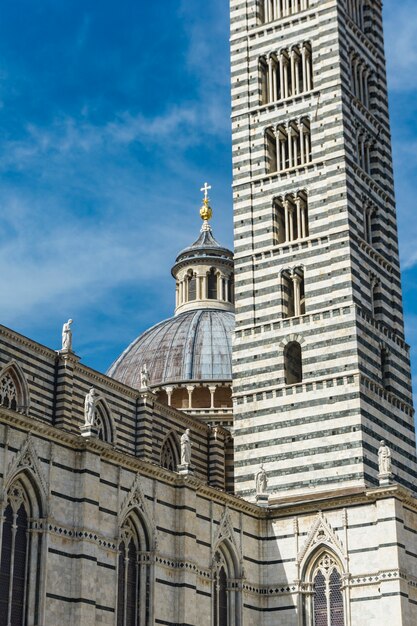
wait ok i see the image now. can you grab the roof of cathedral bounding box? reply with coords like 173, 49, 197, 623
106, 309, 234, 388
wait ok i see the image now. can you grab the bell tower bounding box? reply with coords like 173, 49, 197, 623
230, 0, 416, 500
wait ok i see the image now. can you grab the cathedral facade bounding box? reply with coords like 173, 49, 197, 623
1, 1, 417, 625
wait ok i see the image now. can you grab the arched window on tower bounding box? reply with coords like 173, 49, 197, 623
208, 269, 218, 300
117, 515, 150, 626
303, 552, 345, 626
282, 268, 305, 318
284, 341, 303, 385
0, 476, 43, 626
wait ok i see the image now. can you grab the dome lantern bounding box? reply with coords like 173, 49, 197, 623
172, 184, 234, 316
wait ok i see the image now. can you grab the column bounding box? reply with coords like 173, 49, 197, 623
363, 69, 369, 107
284, 200, 290, 242
290, 50, 296, 97
306, 51, 312, 91
289, 207, 295, 241
196, 275, 201, 300
296, 197, 302, 239
186, 385, 195, 409
295, 52, 300, 95
216, 272, 222, 299
202, 273, 208, 299
293, 274, 301, 317
299, 121, 305, 164
284, 0, 289, 16
365, 141, 371, 173
279, 53, 285, 100
301, 45, 307, 92
283, 58, 289, 98
209, 385, 216, 409
165, 386, 174, 407
358, 64, 364, 103
293, 134, 298, 167
275, 0, 282, 19
268, 57, 274, 103
275, 129, 282, 172
304, 127, 311, 162
301, 201, 307, 238
287, 124, 293, 168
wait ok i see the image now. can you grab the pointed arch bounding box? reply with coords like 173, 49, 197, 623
212, 509, 242, 626
160, 431, 180, 472
117, 508, 152, 626
212, 541, 241, 626
94, 397, 116, 444
0, 471, 44, 626
302, 548, 346, 626
0, 360, 30, 414
4, 436, 48, 514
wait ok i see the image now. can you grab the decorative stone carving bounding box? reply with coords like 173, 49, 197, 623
81, 387, 98, 438
212, 506, 242, 567
61, 319, 73, 352
378, 440, 392, 484
255, 464, 268, 495
180, 428, 191, 465
119, 473, 157, 549
4, 434, 48, 501
255, 464, 269, 507
297, 511, 345, 568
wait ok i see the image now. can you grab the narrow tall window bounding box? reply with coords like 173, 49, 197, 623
282, 269, 305, 318
0, 481, 40, 626
188, 274, 197, 301
208, 269, 218, 299
284, 341, 303, 385
117, 517, 150, 626
307, 553, 345, 626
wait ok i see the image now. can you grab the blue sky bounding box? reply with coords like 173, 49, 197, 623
0, 1, 416, 393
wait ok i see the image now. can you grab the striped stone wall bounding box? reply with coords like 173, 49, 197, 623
230, 0, 416, 500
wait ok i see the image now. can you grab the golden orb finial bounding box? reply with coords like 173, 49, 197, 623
200, 182, 213, 224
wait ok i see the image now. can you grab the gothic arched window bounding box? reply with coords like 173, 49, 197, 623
212, 544, 241, 626
284, 341, 303, 385
0, 363, 29, 414
0, 372, 18, 411
117, 516, 150, 626
0, 478, 42, 626
160, 433, 180, 471
94, 401, 115, 444
304, 552, 345, 626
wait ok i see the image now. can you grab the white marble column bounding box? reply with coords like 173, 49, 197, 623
209, 385, 216, 409
287, 124, 293, 168
293, 274, 302, 316
165, 386, 174, 407
296, 197, 302, 239
275, 129, 281, 172
268, 57, 274, 103
279, 53, 285, 100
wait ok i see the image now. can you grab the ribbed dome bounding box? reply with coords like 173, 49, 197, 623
107, 310, 234, 389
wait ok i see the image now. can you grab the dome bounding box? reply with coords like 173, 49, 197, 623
107, 309, 234, 389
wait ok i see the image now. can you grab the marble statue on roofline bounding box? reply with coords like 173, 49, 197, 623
61, 319, 73, 352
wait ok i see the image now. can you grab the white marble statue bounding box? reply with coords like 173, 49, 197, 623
180, 428, 192, 465
84, 388, 96, 427
62, 319, 73, 351
140, 364, 149, 389
378, 440, 392, 475
255, 464, 268, 495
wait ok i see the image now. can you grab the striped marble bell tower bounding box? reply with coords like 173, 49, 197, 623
230, 0, 417, 500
